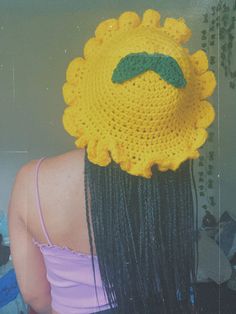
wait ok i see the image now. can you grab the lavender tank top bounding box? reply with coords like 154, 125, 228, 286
32, 157, 116, 314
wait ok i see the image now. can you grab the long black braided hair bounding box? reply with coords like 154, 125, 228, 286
84, 150, 199, 314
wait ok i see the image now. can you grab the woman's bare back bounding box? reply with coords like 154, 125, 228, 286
25, 148, 97, 255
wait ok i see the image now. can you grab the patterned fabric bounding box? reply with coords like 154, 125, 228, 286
0, 269, 19, 308
62, 9, 216, 178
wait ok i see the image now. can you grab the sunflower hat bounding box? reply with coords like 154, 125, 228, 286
62, 9, 216, 178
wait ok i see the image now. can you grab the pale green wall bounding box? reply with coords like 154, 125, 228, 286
0, 0, 235, 239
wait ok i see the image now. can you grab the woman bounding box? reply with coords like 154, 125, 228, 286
8, 8, 216, 314
8, 149, 112, 314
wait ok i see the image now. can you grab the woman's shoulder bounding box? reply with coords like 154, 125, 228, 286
39, 149, 85, 173
10, 149, 86, 223
17, 149, 85, 179
13, 149, 86, 204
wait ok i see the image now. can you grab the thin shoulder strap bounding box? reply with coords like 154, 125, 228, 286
35, 157, 53, 246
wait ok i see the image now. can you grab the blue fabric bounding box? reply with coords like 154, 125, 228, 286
0, 269, 19, 308
176, 286, 195, 304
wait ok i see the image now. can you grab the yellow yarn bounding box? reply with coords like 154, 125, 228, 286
62, 9, 216, 178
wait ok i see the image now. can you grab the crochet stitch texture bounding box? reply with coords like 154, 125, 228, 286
112, 52, 186, 88
62, 9, 216, 178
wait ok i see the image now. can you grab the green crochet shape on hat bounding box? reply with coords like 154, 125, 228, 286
112, 52, 186, 88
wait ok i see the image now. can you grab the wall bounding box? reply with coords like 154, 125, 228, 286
0, 0, 235, 240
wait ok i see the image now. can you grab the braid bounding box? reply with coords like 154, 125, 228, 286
84, 151, 198, 313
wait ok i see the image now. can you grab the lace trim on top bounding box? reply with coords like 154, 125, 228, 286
32, 237, 98, 259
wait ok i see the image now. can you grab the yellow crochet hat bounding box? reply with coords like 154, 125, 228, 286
62, 9, 216, 178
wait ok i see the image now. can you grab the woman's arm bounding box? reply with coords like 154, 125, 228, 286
8, 161, 52, 314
